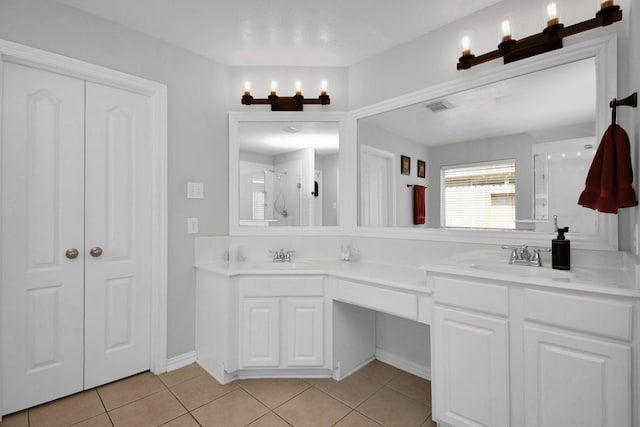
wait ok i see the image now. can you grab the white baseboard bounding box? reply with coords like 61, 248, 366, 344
166, 351, 197, 372
375, 348, 431, 380
333, 356, 375, 380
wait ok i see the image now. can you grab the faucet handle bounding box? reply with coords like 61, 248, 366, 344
509, 248, 519, 264
531, 249, 543, 267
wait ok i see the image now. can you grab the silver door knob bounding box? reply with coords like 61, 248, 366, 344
90, 247, 103, 257
65, 248, 79, 259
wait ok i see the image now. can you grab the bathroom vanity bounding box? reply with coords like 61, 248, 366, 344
424, 254, 639, 427
195, 252, 640, 427
194, 260, 430, 383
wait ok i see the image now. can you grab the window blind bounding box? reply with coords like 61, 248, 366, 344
442, 161, 516, 229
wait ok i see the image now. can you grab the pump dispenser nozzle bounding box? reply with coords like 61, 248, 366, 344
556, 226, 569, 240
552, 215, 570, 270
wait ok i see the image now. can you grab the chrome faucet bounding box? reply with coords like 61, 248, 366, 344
502, 245, 550, 267
269, 248, 295, 262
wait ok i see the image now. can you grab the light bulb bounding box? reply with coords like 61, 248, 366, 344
501, 20, 512, 41
295, 80, 302, 94
270, 80, 277, 94
461, 36, 471, 56
321, 79, 328, 94
243, 80, 251, 94
600, 0, 614, 9
547, 3, 559, 26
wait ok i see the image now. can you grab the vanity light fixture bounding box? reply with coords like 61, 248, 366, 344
457, 1, 622, 70
241, 80, 331, 111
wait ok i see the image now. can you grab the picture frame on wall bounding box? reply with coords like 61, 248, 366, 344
401, 155, 411, 176
417, 160, 426, 178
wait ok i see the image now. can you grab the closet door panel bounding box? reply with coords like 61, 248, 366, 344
83, 82, 152, 388
1, 62, 85, 414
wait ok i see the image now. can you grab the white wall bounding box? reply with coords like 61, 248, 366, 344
0, 0, 228, 358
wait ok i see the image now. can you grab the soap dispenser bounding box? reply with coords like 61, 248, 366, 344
552, 216, 570, 270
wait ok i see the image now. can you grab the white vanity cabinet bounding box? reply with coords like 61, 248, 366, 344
428, 271, 637, 427
196, 270, 331, 382
431, 276, 510, 427
239, 275, 329, 371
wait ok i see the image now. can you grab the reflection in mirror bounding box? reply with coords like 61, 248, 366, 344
358, 57, 598, 233
239, 121, 340, 227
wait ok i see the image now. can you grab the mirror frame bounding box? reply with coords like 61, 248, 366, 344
348, 34, 618, 250
229, 111, 348, 236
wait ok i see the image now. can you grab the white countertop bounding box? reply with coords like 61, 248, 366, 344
195, 251, 640, 298
194, 259, 431, 294
420, 250, 640, 298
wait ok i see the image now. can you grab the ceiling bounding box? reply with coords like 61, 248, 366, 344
239, 121, 339, 156
363, 57, 596, 147
52, 0, 502, 67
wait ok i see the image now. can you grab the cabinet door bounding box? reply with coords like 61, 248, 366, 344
433, 306, 509, 427
241, 299, 280, 367
524, 325, 631, 427
286, 299, 324, 367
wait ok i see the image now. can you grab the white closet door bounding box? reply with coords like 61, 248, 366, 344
83, 82, 152, 388
1, 63, 85, 414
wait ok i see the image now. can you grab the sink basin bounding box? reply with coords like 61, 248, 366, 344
469, 262, 575, 280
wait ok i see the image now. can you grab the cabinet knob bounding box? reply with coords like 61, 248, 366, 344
65, 248, 79, 259
90, 246, 103, 257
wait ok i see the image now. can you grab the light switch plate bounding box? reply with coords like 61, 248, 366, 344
187, 217, 199, 234
187, 182, 204, 199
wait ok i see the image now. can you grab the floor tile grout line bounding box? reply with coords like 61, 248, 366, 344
310, 378, 385, 410
159, 370, 208, 389
97, 374, 168, 412
164, 380, 196, 415
309, 384, 357, 410
270, 410, 294, 427
330, 409, 356, 426
169, 383, 240, 413
93, 388, 115, 427
354, 409, 385, 426
378, 384, 432, 409
159, 410, 198, 427
102, 386, 168, 414
238, 381, 312, 411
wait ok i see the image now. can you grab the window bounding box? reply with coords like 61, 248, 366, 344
442, 161, 516, 229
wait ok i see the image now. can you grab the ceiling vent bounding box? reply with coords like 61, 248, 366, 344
425, 99, 453, 113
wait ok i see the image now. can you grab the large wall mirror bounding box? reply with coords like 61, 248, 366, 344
229, 112, 347, 235
352, 35, 618, 249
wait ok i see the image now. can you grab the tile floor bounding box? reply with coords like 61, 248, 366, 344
0, 360, 436, 427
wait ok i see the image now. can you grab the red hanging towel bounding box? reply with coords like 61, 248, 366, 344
578, 124, 638, 213
413, 185, 427, 225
